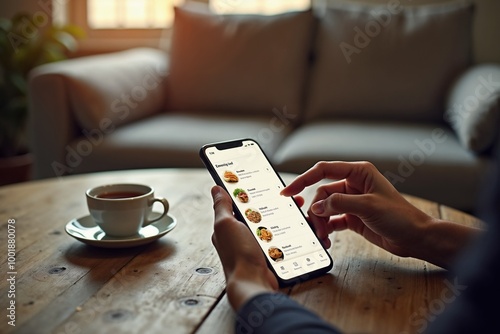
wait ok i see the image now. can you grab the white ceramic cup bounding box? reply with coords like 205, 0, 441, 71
86, 184, 169, 237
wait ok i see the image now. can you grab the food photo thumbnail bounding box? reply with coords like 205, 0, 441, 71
223, 170, 239, 183
233, 188, 249, 203
256, 226, 273, 242
245, 208, 262, 223
268, 246, 284, 262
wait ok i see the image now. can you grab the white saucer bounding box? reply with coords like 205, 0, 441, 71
65, 213, 177, 248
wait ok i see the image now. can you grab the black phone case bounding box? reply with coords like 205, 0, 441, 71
199, 138, 333, 286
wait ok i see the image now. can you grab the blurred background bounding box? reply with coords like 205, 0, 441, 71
2, 0, 499, 62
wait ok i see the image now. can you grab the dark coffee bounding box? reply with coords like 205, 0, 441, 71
96, 191, 144, 199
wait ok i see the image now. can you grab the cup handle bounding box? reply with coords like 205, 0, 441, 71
144, 197, 169, 227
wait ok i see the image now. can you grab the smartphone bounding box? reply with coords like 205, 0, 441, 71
200, 138, 333, 286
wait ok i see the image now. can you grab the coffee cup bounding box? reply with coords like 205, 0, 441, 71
86, 184, 169, 237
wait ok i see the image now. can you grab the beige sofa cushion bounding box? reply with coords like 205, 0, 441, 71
65, 111, 291, 174
273, 120, 489, 211
167, 3, 314, 121
445, 64, 500, 153
305, 0, 473, 122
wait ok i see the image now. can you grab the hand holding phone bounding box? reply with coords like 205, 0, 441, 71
200, 138, 333, 286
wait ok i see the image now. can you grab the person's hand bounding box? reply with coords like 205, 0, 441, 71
211, 185, 278, 310
282, 161, 428, 257
281, 161, 480, 269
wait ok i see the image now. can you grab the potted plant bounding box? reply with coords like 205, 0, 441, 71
0, 13, 83, 185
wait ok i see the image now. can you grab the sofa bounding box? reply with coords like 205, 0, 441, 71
28, 0, 500, 212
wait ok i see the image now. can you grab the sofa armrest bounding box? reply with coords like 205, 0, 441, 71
445, 63, 500, 153
28, 47, 169, 179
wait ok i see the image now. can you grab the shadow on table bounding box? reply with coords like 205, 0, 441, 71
63, 238, 177, 278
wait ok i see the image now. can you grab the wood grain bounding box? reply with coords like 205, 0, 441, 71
0, 169, 483, 334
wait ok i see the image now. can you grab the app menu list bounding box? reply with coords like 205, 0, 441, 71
215, 166, 329, 279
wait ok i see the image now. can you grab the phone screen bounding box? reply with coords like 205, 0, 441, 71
200, 138, 333, 285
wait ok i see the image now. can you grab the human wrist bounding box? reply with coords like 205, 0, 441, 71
225, 263, 277, 311
408, 216, 480, 269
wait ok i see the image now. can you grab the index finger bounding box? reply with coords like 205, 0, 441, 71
281, 161, 367, 196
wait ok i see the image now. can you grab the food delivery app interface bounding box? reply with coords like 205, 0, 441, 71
205, 140, 332, 280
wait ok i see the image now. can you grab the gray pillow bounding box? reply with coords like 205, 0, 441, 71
445, 64, 500, 153
305, 0, 474, 122
167, 3, 314, 122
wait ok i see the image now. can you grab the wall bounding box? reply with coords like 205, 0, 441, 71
0, 0, 51, 19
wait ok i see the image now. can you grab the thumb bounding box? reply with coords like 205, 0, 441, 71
211, 186, 234, 221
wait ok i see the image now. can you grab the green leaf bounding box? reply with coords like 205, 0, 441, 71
39, 44, 66, 64
50, 31, 78, 52
9, 72, 27, 95
56, 24, 86, 39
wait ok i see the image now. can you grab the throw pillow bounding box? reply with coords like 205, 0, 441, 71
445, 64, 500, 153
167, 3, 314, 122
305, 0, 474, 122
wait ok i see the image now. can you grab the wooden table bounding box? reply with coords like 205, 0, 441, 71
0, 169, 483, 334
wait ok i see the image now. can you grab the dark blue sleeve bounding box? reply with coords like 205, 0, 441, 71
424, 139, 500, 334
235, 293, 341, 334
423, 229, 500, 334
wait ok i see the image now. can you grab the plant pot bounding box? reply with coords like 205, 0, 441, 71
0, 152, 34, 186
